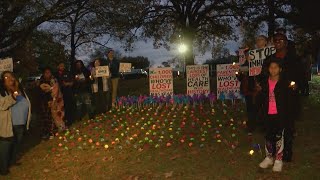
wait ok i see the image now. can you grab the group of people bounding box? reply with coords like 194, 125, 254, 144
39, 50, 120, 139
0, 50, 119, 175
237, 28, 307, 172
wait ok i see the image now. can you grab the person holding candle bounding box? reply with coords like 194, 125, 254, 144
55, 62, 76, 126
258, 58, 295, 172
0, 71, 31, 175
72, 60, 93, 120
259, 33, 300, 162
39, 68, 65, 139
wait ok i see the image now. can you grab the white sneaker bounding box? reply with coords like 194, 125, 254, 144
259, 157, 274, 169
272, 160, 283, 172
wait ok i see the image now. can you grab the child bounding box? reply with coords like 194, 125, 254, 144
258, 58, 294, 172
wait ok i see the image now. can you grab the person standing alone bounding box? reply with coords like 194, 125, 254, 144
106, 50, 120, 108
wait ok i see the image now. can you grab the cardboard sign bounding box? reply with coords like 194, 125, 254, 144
238, 49, 246, 65
119, 63, 132, 72
0, 58, 13, 75
149, 68, 173, 96
248, 46, 276, 76
95, 66, 110, 77
186, 65, 210, 96
216, 64, 242, 100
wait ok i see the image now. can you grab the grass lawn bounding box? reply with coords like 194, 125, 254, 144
3, 76, 320, 180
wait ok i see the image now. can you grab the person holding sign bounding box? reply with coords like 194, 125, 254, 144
90, 59, 109, 114
106, 50, 120, 107
255, 35, 268, 49
258, 58, 295, 172
73, 60, 93, 120
259, 33, 300, 162
0, 71, 31, 175
236, 48, 260, 135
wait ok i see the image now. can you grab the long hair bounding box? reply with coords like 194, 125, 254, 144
73, 60, 89, 76
0, 71, 26, 97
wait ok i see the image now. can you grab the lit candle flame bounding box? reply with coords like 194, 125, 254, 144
249, 150, 254, 155
290, 81, 295, 86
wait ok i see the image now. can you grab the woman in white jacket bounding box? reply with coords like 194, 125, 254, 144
0, 71, 31, 175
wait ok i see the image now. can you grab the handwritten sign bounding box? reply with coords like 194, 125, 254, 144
238, 49, 246, 65
186, 65, 210, 96
119, 63, 132, 72
149, 68, 173, 96
216, 64, 241, 100
0, 58, 13, 75
248, 46, 276, 76
95, 66, 110, 77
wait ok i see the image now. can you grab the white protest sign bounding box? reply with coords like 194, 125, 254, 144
248, 46, 276, 76
0, 58, 13, 75
238, 49, 246, 65
186, 65, 210, 96
216, 64, 242, 100
149, 67, 173, 96
119, 63, 132, 72
95, 66, 110, 77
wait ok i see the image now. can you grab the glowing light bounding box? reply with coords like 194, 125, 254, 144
249, 150, 254, 155
290, 81, 295, 86
178, 44, 187, 53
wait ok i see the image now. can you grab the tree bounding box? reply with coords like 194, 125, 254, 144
242, 0, 295, 37
10, 30, 68, 78
121, 56, 151, 69
46, 0, 140, 67
0, 0, 86, 57
137, 0, 242, 65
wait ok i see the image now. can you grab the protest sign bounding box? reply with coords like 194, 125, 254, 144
149, 68, 173, 96
0, 58, 13, 75
119, 63, 132, 72
248, 46, 276, 76
216, 64, 241, 100
238, 49, 246, 65
95, 66, 110, 77
186, 65, 210, 96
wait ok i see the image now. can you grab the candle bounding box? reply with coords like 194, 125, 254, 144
290, 81, 295, 86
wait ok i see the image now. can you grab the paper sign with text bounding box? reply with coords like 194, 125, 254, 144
186, 65, 210, 96
0, 58, 13, 75
119, 63, 132, 72
248, 46, 276, 76
216, 64, 242, 100
149, 68, 173, 96
95, 66, 110, 77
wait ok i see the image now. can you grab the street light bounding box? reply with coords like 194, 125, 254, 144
178, 43, 187, 78
178, 44, 187, 53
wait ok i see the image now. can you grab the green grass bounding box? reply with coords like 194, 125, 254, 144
4, 77, 320, 180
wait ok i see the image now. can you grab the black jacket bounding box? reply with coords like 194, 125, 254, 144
258, 78, 292, 128
258, 52, 300, 84
105, 58, 120, 78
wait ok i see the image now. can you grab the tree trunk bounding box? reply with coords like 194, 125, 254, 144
267, 0, 276, 37
70, 22, 76, 72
